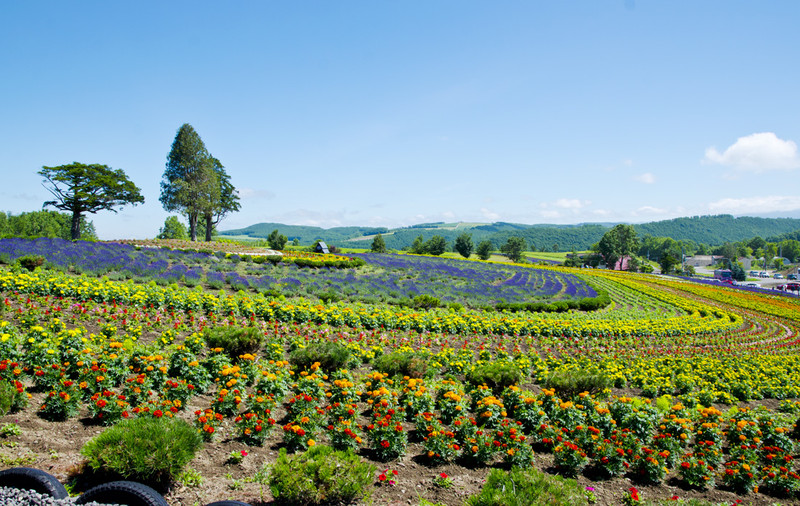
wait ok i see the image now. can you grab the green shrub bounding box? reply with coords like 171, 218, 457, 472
80, 416, 202, 485
289, 341, 351, 373
0, 381, 18, 415
412, 294, 440, 309
464, 467, 588, 506
268, 445, 375, 505
204, 326, 264, 360
374, 350, 429, 378
466, 361, 522, 393
17, 255, 45, 271
542, 369, 611, 398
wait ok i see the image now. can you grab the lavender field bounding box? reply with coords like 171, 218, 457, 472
0, 238, 596, 309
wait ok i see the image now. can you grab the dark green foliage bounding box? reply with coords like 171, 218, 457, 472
80, 417, 202, 485
17, 255, 45, 271
157, 216, 188, 240
501, 237, 526, 263
268, 229, 288, 250
203, 326, 264, 359
374, 350, 429, 378
595, 224, 638, 270
455, 232, 474, 258
476, 240, 493, 260
0, 381, 19, 415
370, 233, 387, 253
424, 235, 447, 255
542, 369, 612, 398
289, 341, 351, 373
466, 361, 523, 393
494, 289, 610, 313
39, 162, 144, 240
268, 446, 375, 506
0, 210, 96, 240
731, 263, 746, 281
412, 294, 441, 309
465, 467, 588, 506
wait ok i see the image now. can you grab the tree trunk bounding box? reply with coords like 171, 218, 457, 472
188, 213, 198, 242
70, 212, 82, 241
204, 214, 213, 242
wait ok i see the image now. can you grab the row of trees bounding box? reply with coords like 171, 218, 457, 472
0, 210, 96, 240
31, 123, 240, 241
370, 232, 527, 263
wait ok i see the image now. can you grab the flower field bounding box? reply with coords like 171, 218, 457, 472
1, 240, 800, 505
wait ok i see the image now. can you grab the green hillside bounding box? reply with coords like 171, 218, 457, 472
220, 215, 800, 252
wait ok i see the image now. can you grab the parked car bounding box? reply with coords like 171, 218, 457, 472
759, 272, 770, 278
788, 274, 798, 280
749, 270, 759, 277
774, 273, 784, 279
742, 282, 760, 288
787, 282, 800, 292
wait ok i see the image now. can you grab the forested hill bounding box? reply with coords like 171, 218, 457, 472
219, 223, 389, 244
219, 215, 800, 251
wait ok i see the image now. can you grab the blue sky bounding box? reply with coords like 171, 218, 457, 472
2, 1, 800, 240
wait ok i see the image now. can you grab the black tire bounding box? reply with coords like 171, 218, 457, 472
75, 481, 168, 506
0, 467, 69, 499
205, 502, 253, 506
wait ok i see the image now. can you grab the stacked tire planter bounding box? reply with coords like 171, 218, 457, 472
0, 468, 251, 506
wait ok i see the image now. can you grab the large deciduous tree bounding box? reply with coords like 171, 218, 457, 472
39, 162, 144, 240
595, 224, 639, 270
160, 124, 239, 241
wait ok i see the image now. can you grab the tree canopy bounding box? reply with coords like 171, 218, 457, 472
371, 233, 387, 253
500, 237, 526, 263
0, 210, 95, 240
157, 216, 188, 240
160, 124, 239, 241
454, 232, 474, 259
39, 162, 144, 240
595, 224, 639, 269
476, 240, 493, 260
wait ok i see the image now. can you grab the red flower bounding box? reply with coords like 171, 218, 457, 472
153, 410, 163, 418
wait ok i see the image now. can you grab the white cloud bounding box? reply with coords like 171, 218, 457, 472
553, 198, 590, 209
704, 132, 800, 172
634, 206, 668, 215
480, 207, 500, 221
540, 210, 561, 219
707, 196, 800, 214
633, 172, 656, 184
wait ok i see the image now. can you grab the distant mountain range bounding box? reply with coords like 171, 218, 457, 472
219, 214, 800, 251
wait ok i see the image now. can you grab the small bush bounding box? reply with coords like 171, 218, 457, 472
204, 326, 264, 360
542, 369, 611, 398
412, 294, 441, 309
374, 350, 429, 378
289, 341, 352, 373
465, 467, 588, 506
17, 255, 45, 271
268, 445, 375, 505
80, 416, 202, 485
466, 361, 522, 393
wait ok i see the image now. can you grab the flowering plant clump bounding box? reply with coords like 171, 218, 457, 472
553, 440, 589, 477
631, 446, 669, 484
234, 410, 276, 446
422, 418, 460, 464
193, 408, 224, 442
399, 377, 435, 421
160, 378, 196, 406
592, 439, 627, 477
366, 408, 407, 461
327, 418, 363, 452
496, 420, 535, 468
376, 468, 398, 486
121, 374, 155, 407
283, 416, 318, 452
437, 389, 467, 424
39, 379, 81, 421
722, 457, 759, 494
759, 464, 800, 497
227, 449, 248, 465
211, 387, 243, 417
432, 472, 453, 489
88, 390, 129, 425
474, 394, 506, 428
678, 453, 716, 490
621, 486, 641, 505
